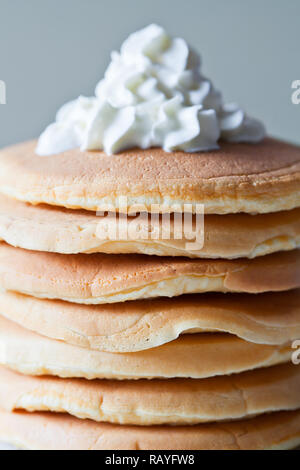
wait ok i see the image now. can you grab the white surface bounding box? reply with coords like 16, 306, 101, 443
0, 441, 18, 450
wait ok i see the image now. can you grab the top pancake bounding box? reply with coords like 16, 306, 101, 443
0, 138, 299, 214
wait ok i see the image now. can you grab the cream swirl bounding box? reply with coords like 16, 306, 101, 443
36, 24, 265, 156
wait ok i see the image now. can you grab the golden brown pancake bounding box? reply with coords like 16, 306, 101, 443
0, 315, 290, 380
0, 194, 299, 258
0, 243, 298, 304
0, 409, 299, 450
0, 290, 299, 352
0, 138, 299, 214
0, 364, 299, 425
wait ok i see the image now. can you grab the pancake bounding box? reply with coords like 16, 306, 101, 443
0, 316, 290, 380
0, 195, 299, 258
0, 290, 299, 352
0, 243, 298, 304
0, 364, 299, 425
0, 138, 299, 215
0, 409, 299, 450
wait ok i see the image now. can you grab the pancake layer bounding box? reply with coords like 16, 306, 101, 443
0, 364, 299, 425
0, 316, 290, 380
0, 409, 299, 450
0, 243, 299, 304
0, 194, 299, 258
0, 290, 299, 352
0, 139, 299, 214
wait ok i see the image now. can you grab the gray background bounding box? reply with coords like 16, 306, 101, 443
0, 0, 299, 148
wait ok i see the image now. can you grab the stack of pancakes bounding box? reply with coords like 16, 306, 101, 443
0, 138, 299, 450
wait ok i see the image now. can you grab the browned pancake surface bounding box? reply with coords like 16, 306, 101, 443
0, 138, 299, 214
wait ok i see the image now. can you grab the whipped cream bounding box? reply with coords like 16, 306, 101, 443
36, 24, 265, 156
